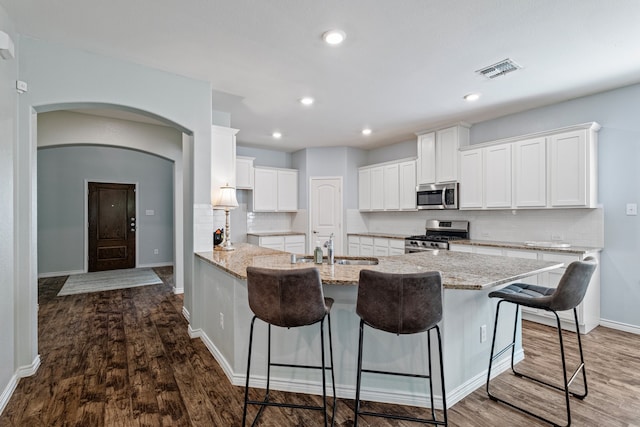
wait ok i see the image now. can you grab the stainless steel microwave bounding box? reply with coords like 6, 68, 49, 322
416, 183, 458, 210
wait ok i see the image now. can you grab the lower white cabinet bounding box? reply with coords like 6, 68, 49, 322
248, 234, 306, 254
348, 235, 405, 257
449, 243, 600, 333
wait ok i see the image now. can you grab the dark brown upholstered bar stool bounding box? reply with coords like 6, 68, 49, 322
486, 256, 597, 427
242, 266, 336, 427
354, 269, 447, 426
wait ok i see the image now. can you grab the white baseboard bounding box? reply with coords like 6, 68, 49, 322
38, 269, 84, 278
197, 328, 520, 410
0, 355, 41, 415
599, 318, 640, 335
138, 262, 174, 268
182, 307, 190, 322
173, 287, 184, 295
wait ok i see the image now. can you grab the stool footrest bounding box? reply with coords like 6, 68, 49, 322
491, 342, 515, 362
361, 368, 431, 380
271, 362, 334, 371
513, 362, 586, 398
247, 399, 327, 411
358, 409, 446, 425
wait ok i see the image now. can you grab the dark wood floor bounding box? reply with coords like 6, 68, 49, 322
1, 268, 639, 426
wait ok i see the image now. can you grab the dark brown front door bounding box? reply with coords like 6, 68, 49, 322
88, 182, 136, 272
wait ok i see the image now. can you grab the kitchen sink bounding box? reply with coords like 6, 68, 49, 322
524, 241, 571, 248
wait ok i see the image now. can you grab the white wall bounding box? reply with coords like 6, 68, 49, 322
14, 35, 213, 375
0, 4, 18, 412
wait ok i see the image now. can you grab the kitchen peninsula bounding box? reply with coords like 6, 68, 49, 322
191, 244, 562, 409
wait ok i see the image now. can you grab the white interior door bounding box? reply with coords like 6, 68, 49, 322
309, 177, 343, 255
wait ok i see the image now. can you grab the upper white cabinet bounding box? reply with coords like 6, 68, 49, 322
399, 160, 417, 210
417, 124, 470, 185
253, 167, 298, 212
359, 159, 417, 212
514, 137, 546, 207
236, 156, 255, 189
459, 122, 599, 210
459, 149, 483, 209
549, 129, 597, 207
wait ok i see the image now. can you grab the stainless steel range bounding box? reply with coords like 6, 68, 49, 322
405, 219, 469, 253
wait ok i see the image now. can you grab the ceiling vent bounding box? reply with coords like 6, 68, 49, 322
476, 58, 521, 79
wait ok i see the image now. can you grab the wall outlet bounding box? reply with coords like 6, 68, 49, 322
626, 203, 637, 216
153, 249, 159, 255
219, 312, 224, 329
480, 324, 487, 343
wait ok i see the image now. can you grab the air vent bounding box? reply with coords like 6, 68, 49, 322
476, 58, 521, 79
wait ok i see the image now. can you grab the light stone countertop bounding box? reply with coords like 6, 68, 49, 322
246, 231, 306, 237
450, 239, 602, 255
196, 243, 563, 290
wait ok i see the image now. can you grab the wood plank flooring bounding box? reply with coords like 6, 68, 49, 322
1, 268, 639, 426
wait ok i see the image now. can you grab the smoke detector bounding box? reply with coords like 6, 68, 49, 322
476, 58, 521, 79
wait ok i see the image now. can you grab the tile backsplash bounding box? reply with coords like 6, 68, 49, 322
347, 208, 604, 248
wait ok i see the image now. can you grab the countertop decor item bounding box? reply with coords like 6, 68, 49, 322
213, 183, 239, 251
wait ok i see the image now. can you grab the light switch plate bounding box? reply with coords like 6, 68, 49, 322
626, 203, 637, 216
145, 209, 155, 216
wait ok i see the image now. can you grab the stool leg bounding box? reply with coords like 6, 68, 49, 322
242, 316, 258, 427
573, 307, 588, 399
353, 319, 365, 427
327, 312, 336, 426
320, 318, 328, 427
435, 325, 448, 425
554, 311, 572, 426
486, 299, 506, 397
427, 328, 436, 421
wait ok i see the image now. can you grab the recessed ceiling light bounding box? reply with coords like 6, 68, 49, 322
322, 29, 346, 45
362, 128, 372, 136
464, 93, 481, 102
300, 97, 314, 106
272, 131, 282, 139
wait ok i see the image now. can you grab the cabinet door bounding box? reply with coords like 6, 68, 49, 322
514, 137, 547, 207
358, 168, 371, 211
259, 236, 285, 251
459, 149, 483, 208
383, 164, 400, 210
284, 235, 305, 254
348, 243, 360, 256
236, 157, 254, 189
374, 238, 389, 256
388, 239, 405, 256
253, 168, 278, 211
436, 126, 459, 183
370, 167, 384, 210
417, 132, 436, 185
277, 170, 298, 211
360, 244, 373, 256
399, 160, 417, 210
484, 144, 512, 208
549, 130, 587, 207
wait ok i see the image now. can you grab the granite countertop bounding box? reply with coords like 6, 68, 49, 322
450, 239, 602, 255
196, 243, 562, 290
347, 232, 409, 240
247, 231, 306, 237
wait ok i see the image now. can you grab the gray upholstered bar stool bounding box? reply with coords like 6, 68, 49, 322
486, 256, 597, 427
242, 266, 336, 427
354, 269, 447, 426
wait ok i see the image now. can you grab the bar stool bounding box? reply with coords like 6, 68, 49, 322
354, 269, 447, 426
486, 256, 597, 427
242, 266, 336, 427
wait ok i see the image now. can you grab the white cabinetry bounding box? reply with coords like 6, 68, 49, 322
449, 244, 600, 333
417, 124, 469, 185
459, 122, 599, 210
484, 144, 512, 208
459, 149, 483, 209
383, 164, 400, 210
358, 159, 417, 212
248, 234, 306, 254
253, 167, 298, 212
514, 137, 546, 207
236, 156, 255, 189
549, 129, 597, 207
348, 235, 405, 257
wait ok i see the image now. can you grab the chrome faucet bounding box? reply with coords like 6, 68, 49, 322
324, 233, 335, 265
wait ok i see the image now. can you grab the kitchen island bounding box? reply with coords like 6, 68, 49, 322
190, 243, 562, 409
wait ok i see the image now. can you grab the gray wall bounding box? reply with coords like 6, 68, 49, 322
366, 139, 417, 164
470, 82, 640, 328
237, 145, 292, 168
0, 4, 17, 403
38, 145, 175, 275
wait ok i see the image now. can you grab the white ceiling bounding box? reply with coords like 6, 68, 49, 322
3, 0, 640, 151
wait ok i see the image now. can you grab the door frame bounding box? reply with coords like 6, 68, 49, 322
84, 179, 139, 273
308, 176, 344, 254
